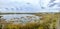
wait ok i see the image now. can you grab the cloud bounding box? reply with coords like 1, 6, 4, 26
0, 0, 59, 12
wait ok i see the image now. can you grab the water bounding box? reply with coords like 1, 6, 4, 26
0, 14, 41, 24
1, 14, 33, 20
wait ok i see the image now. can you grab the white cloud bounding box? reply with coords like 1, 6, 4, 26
0, 0, 59, 12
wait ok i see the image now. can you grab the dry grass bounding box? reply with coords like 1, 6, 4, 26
0, 12, 60, 29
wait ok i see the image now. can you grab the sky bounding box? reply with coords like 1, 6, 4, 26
0, 0, 60, 12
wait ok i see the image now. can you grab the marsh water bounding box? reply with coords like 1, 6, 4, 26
0, 14, 41, 24
0, 14, 33, 19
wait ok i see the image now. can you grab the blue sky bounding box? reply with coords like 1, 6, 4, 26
0, 0, 60, 12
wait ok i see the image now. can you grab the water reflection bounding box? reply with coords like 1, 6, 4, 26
0, 14, 40, 24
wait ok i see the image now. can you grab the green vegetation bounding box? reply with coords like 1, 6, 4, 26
0, 24, 2, 29
0, 12, 60, 29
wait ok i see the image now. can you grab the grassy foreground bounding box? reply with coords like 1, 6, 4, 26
0, 12, 60, 29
